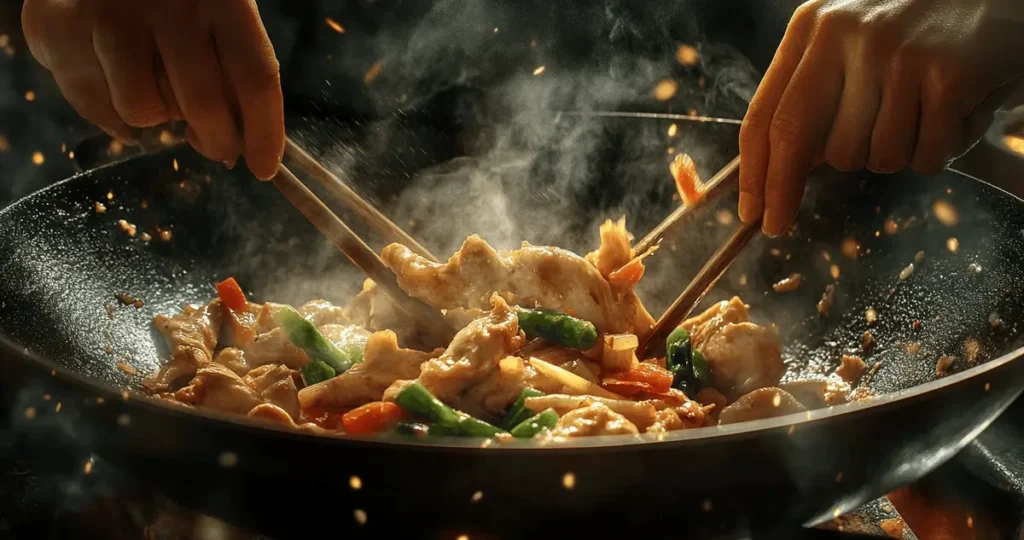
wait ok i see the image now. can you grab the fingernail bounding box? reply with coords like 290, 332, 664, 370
762, 208, 780, 238
738, 193, 759, 223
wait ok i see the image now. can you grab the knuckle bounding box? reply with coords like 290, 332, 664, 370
790, 2, 822, 31
815, 8, 859, 36
768, 115, 809, 150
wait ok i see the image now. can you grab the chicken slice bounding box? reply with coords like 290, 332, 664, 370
681, 297, 750, 350
144, 300, 224, 392
780, 375, 851, 409
718, 387, 806, 425
702, 322, 784, 396
245, 364, 301, 421
213, 348, 249, 376
173, 363, 262, 416
383, 295, 524, 405
544, 402, 639, 439
381, 235, 655, 340
243, 324, 370, 369
297, 330, 443, 410
585, 217, 633, 279
646, 401, 708, 434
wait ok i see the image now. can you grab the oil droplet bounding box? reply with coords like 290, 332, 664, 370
55, 402, 62, 413
24, 90, 35, 102
701, 499, 713, 512
84, 459, 93, 475
172, 158, 179, 171
841, 237, 859, 260
117, 414, 131, 426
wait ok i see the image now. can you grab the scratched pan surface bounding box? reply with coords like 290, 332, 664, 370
2, 114, 1024, 538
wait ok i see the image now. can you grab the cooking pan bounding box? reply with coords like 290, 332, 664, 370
2, 113, 1024, 539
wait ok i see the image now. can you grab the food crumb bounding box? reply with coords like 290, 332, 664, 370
912, 320, 921, 330
836, 355, 866, 383
159, 229, 173, 242
140, 232, 152, 242
841, 237, 860, 259
900, 342, 922, 356
964, 338, 982, 365
116, 362, 138, 375
914, 251, 925, 263
865, 307, 878, 326
989, 312, 1003, 329
117, 219, 137, 237
116, 293, 144, 308
772, 273, 803, 293
104, 346, 113, 355
862, 330, 874, 350
936, 355, 955, 378
879, 518, 905, 539
830, 264, 840, 280
817, 284, 836, 316
968, 263, 982, 274
94, 202, 106, 214
105, 303, 115, 320
899, 263, 914, 280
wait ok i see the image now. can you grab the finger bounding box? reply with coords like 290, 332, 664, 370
156, 68, 184, 121
911, 68, 960, 175
762, 44, 845, 237
152, 3, 242, 163
210, 0, 284, 180
738, 2, 820, 224
92, 13, 168, 128
868, 59, 921, 173
823, 58, 882, 172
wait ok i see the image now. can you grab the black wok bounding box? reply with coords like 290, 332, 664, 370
2, 114, 1024, 539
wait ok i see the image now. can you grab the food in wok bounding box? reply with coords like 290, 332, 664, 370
143, 217, 872, 441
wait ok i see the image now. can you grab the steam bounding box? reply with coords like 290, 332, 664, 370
284, 0, 761, 314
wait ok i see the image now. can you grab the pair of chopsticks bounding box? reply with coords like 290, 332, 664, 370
271, 138, 452, 339
273, 136, 756, 356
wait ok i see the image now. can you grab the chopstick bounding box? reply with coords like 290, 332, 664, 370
283, 137, 439, 263
271, 164, 452, 339
634, 155, 741, 255
637, 217, 762, 358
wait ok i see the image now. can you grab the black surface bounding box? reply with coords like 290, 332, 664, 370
1, 111, 1024, 538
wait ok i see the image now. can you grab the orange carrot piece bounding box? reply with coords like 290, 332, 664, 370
342, 402, 408, 435
670, 153, 705, 206
216, 277, 249, 312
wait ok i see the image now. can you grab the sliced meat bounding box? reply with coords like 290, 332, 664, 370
173, 363, 261, 416
702, 322, 784, 396
298, 330, 442, 410
646, 401, 708, 434
381, 235, 655, 340
343, 282, 435, 348
544, 402, 639, 439
772, 273, 803, 293
718, 387, 806, 425
245, 364, 301, 420
585, 217, 633, 279
384, 295, 523, 405
524, 394, 658, 430
298, 299, 350, 327
213, 348, 249, 376
681, 297, 751, 350
780, 376, 851, 409
836, 354, 867, 383
144, 301, 224, 392
243, 324, 370, 369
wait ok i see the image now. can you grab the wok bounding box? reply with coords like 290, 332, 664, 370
2, 114, 1024, 539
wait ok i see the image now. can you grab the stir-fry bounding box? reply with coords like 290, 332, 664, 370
143, 218, 864, 441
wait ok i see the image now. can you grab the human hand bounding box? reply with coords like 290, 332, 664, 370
21, 0, 285, 180
738, 0, 1024, 236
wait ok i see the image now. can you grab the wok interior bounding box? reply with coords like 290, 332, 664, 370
1, 115, 1023, 431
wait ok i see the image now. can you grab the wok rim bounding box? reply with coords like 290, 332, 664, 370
2, 158, 1023, 452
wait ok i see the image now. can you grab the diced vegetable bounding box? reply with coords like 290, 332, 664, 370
216, 277, 249, 312
394, 382, 505, 437
666, 326, 708, 393
510, 408, 559, 438
273, 305, 361, 375
606, 333, 639, 351
502, 388, 545, 429
515, 307, 598, 350
602, 333, 639, 373
665, 327, 691, 373
529, 357, 624, 400
691, 350, 713, 386
300, 360, 336, 386
602, 362, 674, 396
342, 401, 407, 435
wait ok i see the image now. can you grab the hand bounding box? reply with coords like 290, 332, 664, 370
738, 0, 1024, 236
21, 0, 285, 180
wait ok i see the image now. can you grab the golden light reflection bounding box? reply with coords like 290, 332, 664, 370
667, 123, 677, 137
1005, 134, 1024, 155
32, 151, 44, 165
932, 200, 959, 227
653, 79, 679, 101
841, 237, 859, 260
562, 472, 576, 489
830, 264, 840, 280
676, 44, 699, 66
364, 61, 384, 85
532, 65, 546, 76
24, 90, 35, 102
325, 17, 345, 33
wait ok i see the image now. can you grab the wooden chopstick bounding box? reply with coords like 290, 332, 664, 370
634, 155, 741, 255
637, 217, 762, 359
283, 137, 439, 263
272, 164, 452, 339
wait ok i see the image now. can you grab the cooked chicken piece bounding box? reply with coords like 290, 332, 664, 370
645, 401, 708, 434
524, 394, 658, 429
243, 324, 370, 369
681, 297, 751, 350
213, 348, 249, 376
780, 376, 851, 409
381, 235, 655, 340
772, 273, 803, 293
585, 217, 633, 279
245, 364, 301, 421
251, 300, 350, 336
836, 354, 867, 383
247, 403, 335, 436
298, 330, 442, 410
528, 345, 601, 383
817, 285, 836, 316
718, 387, 807, 425
173, 363, 262, 416
343, 282, 442, 348
545, 402, 639, 439
679, 297, 783, 396
702, 322, 784, 396
252, 302, 286, 334
964, 338, 982, 365
384, 295, 524, 405
935, 355, 955, 378
144, 301, 224, 392
862, 330, 874, 350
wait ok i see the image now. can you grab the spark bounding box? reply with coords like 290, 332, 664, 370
667, 123, 678, 137
84, 458, 93, 475
562, 472, 576, 489
32, 151, 44, 165
55, 402, 62, 413
676, 44, 699, 66
653, 79, 679, 101
471, 491, 483, 502
173, 159, 179, 171
947, 237, 960, 253
354, 509, 367, 525
830, 264, 840, 279
364, 61, 384, 85
532, 65, 546, 76
325, 17, 345, 33
24, 90, 35, 102
349, 475, 362, 490
932, 200, 959, 226
0, 135, 8, 152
